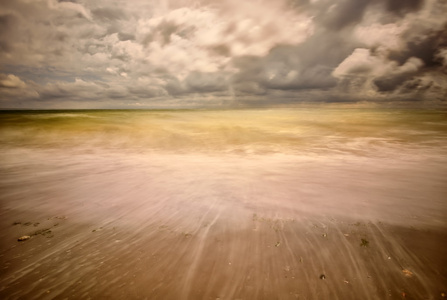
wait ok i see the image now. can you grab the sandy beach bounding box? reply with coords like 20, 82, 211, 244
1, 149, 446, 300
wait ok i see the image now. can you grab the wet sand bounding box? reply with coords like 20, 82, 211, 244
1, 151, 446, 299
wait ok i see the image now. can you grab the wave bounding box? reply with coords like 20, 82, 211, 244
1, 109, 446, 157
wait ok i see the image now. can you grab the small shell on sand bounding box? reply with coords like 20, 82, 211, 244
18, 235, 31, 241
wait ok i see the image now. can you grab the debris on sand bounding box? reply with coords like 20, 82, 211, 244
360, 238, 369, 247
252, 213, 258, 221
275, 241, 281, 247
18, 236, 31, 242
183, 233, 193, 238
48, 216, 67, 220
402, 269, 413, 277
320, 274, 326, 280
32, 228, 52, 236
92, 227, 103, 232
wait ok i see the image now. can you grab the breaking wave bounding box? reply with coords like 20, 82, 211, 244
1, 108, 446, 158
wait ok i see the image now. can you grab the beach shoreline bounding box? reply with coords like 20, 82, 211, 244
1, 150, 446, 299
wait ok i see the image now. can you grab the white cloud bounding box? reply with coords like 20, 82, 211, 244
48, 0, 93, 21
355, 23, 407, 53
334, 49, 423, 79
333, 48, 425, 95
135, 4, 313, 79
333, 48, 381, 77
0, 74, 27, 89
0, 74, 38, 102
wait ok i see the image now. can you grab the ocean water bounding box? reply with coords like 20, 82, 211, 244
1, 108, 446, 225
1, 108, 447, 157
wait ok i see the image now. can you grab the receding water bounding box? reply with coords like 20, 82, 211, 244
1, 108, 446, 224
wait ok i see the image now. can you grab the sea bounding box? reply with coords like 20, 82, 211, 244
1, 108, 447, 226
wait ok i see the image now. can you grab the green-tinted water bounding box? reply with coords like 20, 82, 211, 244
1, 108, 446, 157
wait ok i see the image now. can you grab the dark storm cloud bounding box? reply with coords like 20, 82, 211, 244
0, 14, 16, 53
208, 44, 232, 57
317, 0, 371, 30
141, 19, 196, 48
165, 77, 186, 96
92, 8, 126, 22
162, 71, 229, 96
225, 0, 438, 98
127, 86, 166, 98
388, 24, 447, 67
231, 27, 358, 93
0, 14, 15, 32
232, 51, 336, 92
0, 0, 446, 108
185, 72, 229, 93
117, 32, 135, 42
329, 0, 447, 102
399, 77, 433, 93
374, 73, 416, 92
384, 0, 424, 15
156, 21, 182, 46
311, 0, 425, 31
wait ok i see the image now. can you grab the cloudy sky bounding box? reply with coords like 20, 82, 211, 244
0, 0, 446, 108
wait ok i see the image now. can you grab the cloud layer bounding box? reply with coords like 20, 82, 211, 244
0, 0, 446, 108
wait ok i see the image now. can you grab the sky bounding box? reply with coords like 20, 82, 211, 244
0, 0, 446, 109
